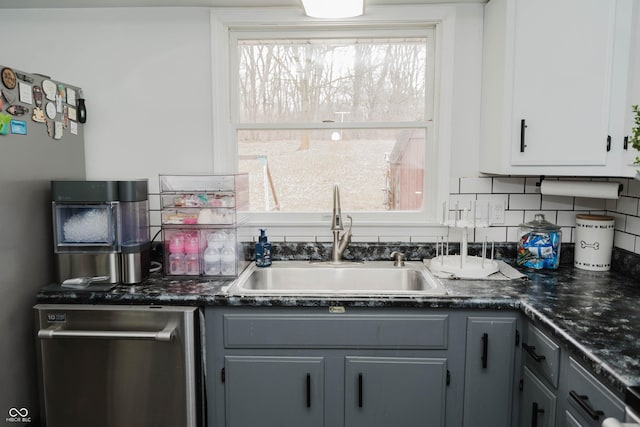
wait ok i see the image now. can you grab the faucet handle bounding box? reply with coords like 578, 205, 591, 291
390, 251, 405, 267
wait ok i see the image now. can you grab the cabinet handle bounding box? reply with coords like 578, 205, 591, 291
523, 343, 547, 362
358, 373, 363, 408
624, 136, 629, 150
531, 402, 545, 427
520, 119, 527, 152
306, 373, 311, 408
607, 135, 612, 152
482, 333, 489, 369
569, 390, 604, 420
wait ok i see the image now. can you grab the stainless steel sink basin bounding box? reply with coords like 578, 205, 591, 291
226, 261, 447, 296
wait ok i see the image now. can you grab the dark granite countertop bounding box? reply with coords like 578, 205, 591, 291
36, 245, 640, 402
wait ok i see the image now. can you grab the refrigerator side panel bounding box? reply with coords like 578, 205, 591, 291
0, 65, 85, 425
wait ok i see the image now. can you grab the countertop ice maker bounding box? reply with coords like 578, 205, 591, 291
51, 180, 150, 285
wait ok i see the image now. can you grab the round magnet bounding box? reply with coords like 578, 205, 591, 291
42, 80, 56, 101
45, 102, 56, 119
1, 68, 16, 89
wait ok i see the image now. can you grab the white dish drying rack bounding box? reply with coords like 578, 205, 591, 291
427, 201, 499, 279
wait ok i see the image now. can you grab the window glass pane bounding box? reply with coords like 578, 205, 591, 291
238, 128, 425, 212
237, 37, 428, 123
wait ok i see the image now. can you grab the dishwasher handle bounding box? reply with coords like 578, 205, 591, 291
38, 322, 176, 342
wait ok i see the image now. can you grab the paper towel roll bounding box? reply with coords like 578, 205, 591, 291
540, 180, 622, 199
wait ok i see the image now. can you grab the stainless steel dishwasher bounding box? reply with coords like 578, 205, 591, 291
35, 304, 201, 427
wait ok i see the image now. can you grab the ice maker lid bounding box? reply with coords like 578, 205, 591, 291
118, 179, 148, 202
51, 181, 119, 202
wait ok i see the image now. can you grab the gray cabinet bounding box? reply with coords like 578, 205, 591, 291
521, 321, 626, 427
344, 356, 447, 427
224, 356, 324, 427
563, 358, 625, 427
520, 367, 557, 427
206, 307, 522, 427
463, 316, 519, 427
206, 307, 462, 427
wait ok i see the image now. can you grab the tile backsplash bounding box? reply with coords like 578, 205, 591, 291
148, 175, 640, 254
453, 176, 640, 255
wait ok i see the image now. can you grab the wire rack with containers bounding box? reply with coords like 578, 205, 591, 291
159, 174, 249, 278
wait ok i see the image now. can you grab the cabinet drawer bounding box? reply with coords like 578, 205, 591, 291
566, 358, 624, 425
223, 314, 448, 349
523, 324, 560, 388
521, 367, 557, 427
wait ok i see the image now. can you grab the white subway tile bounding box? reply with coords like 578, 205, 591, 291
574, 197, 606, 211
509, 194, 541, 210
460, 177, 493, 194
507, 226, 520, 243
560, 227, 572, 243
605, 198, 618, 210
149, 210, 161, 227
410, 235, 441, 243
625, 215, 640, 235
627, 178, 640, 198
492, 177, 525, 193
477, 193, 509, 204
379, 235, 412, 243
636, 236, 640, 255
556, 211, 581, 227
607, 212, 627, 232
617, 197, 639, 216
615, 231, 635, 252
148, 194, 161, 210
351, 235, 380, 243
541, 195, 574, 210
285, 235, 318, 243
475, 227, 507, 243
449, 194, 476, 210
504, 210, 524, 226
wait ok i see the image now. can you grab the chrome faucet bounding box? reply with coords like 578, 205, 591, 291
330, 185, 352, 263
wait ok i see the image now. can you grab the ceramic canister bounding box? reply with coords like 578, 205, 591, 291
574, 214, 615, 271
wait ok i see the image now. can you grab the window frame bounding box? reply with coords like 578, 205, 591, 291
210, 6, 455, 238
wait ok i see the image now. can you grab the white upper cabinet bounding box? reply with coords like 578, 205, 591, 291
622, 1, 640, 174
480, 0, 636, 176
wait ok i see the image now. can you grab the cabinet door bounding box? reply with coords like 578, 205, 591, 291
565, 358, 625, 427
344, 356, 447, 427
224, 356, 324, 427
520, 367, 556, 427
510, 0, 615, 166
463, 317, 517, 427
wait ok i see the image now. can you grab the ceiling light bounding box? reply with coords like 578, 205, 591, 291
301, 0, 364, 18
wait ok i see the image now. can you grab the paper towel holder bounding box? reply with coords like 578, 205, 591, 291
539, 178, 623, 199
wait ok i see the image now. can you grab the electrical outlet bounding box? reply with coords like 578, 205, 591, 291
490, 202, 506, 225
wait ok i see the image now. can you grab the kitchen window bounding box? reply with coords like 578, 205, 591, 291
211, 7, 455, 234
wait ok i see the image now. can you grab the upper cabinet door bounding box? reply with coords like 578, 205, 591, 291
480, 0, 634, 176
510, 0, 614, 166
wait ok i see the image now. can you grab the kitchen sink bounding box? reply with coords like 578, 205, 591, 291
225, 261, 447, 296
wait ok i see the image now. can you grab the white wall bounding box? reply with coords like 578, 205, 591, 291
0, 7, 215, 193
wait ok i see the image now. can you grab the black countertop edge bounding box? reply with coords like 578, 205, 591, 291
520, 301, 633, 398
627, 386, 640, 413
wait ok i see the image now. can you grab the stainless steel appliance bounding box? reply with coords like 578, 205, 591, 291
51, 179, 150, 285
35, 304, 201, 427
